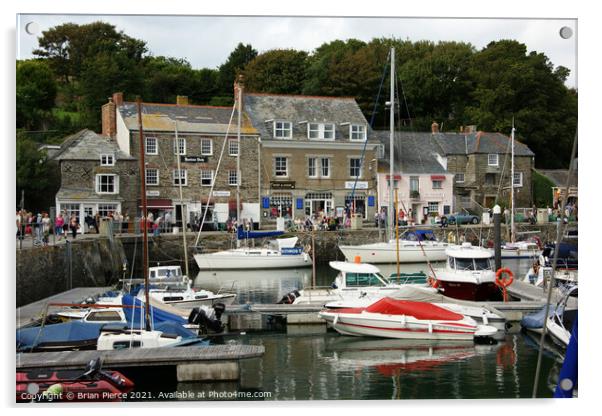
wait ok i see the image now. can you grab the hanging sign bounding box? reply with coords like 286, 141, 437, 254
180, 156, 208, 163
345, 181, 368, 189
271, 181, 296, 189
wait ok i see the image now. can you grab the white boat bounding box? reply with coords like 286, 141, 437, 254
319, 297, 497, 341
289, 260, 434, 305
338, 230, 452, 264
324, 285, 506, 331
137, 281, 236, 310
148, 264, 188, 284
96, 328, 183, 350
431, 243, 502, 301
523, 255, 578, 287
492, 240, 542, 259
194, 236, 311, 270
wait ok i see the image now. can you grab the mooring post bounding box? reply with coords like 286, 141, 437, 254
493, 204, 501, 271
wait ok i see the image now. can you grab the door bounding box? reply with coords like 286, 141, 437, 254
83, 205, 95, 233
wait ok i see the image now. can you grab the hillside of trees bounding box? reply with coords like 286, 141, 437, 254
16, 21, 577, 211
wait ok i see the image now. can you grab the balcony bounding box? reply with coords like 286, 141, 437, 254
410, 190, 420, 200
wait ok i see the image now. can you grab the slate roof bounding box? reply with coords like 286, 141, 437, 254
431, 131, 534, 157
55, 188, 126, 201
536, 168, 578, 187
51, 129, 135, 161
373, 131, 448, 174
243, 93, 371, 141
117, 102, 257, 135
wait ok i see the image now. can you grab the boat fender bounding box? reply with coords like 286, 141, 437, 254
427, 276, 439, 289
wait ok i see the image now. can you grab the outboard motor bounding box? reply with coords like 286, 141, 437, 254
188, 303, 226, 335
277, 290, 301, 304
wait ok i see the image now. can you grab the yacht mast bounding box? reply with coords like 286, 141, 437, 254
236, 75, 242, 246
174, 122, 189, 278
510, 119, 515, 243
389, 47, 395, 241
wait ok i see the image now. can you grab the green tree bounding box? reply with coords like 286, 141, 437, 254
16, 132, 60, 211
16, 60, 57, 130
218, 43, 258, 98
243, 49, 308, 94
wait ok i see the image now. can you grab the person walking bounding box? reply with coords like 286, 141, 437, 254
41, 212, 51, 246
69, 215, 79, 239
54, 213, 65, 241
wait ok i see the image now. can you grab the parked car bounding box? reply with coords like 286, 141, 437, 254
444, 211, 480, 225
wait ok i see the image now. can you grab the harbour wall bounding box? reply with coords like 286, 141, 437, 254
16, 223, 570, 307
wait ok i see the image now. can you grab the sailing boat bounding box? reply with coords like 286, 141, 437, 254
192, 77, 311, 270
338, 47, 453, 264
496, 123, 543, 259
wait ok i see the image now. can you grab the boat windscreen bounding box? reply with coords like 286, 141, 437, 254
474, 258, 492, 270
455, 258, 475, 271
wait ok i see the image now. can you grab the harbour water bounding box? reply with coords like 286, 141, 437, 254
184, 257, 561, 400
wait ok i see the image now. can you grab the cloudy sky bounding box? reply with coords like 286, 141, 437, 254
17, 14, 577, 87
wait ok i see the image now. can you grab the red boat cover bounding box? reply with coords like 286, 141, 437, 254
365, 298, 464, 321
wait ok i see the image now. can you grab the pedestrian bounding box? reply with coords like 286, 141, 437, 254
55, 212, 64, 241
69, 215, 79, 239
62, 211, 69, 237
153, 216, 162, 237
41, 212, 51, 246
16, 210, 22, 239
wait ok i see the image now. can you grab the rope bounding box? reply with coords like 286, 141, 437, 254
532, 130, 578, 398
193, 104, 238, 247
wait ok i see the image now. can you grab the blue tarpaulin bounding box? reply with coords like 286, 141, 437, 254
237, 226, 284, 240
17, 321, 109, 351
554, 314, 578, 398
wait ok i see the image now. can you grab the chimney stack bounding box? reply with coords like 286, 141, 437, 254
101, 96, 117, 139
233, 74, 245, 105
112, 92, 124, 106
176, 95, 189, 106
431, 121, 439, 134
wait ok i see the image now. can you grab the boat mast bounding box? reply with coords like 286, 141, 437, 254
236, 75, 242, 246
174, 122, 189, 279
136, 97, 151, 332
510, 119, 515, 243
389, 47, 395, 241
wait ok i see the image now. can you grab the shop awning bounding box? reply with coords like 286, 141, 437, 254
385, 175, 402, 180
430, 175, 446, 181
140, 199, 173, 208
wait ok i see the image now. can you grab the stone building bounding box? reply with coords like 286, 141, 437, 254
102, 93, 261, 229
242, 92, 381, 223
374, 131, 454, 224
51, 129, 138, 233
430, 125, 535, 211
536, 167, 578, 209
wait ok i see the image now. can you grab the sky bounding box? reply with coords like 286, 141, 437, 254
16, 14, 577, 88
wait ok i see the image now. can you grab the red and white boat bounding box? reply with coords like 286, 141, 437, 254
431, 243, 502, 301
319, 297, 497, 341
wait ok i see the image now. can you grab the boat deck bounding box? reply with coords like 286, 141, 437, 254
17, 286, 114, 329
507, 280, 577, 308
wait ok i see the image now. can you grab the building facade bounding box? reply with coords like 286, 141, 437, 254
431, 127, 535, 212
52, 129, 138, 232
102, 93, 261, 228
375, 131, 454, 224
243, 92, 380, 223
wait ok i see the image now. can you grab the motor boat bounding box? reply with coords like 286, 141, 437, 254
325, 285, 506, 331
496, 239, 543, 259
338, 230, 453, 264
287, 260, 434, 305
523, 254, 578, 287
16, 358, 134, 402
430, 243, 502, 301
194, 229, 311, 270
319, 297, 497, 341
521, 285, 577, 348
134, 281, 236, 311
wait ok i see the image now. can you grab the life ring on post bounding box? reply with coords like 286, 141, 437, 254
495, 267, 514, 302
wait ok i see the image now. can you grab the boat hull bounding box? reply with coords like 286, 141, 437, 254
193, 252, 311, 270
338, 243, 449, 263
436, 281, 502, 302
160, 294, 236, 309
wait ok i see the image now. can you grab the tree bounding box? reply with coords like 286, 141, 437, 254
243, 49, 308, 94
16, 60, 57, 130
218, 43, 258, 97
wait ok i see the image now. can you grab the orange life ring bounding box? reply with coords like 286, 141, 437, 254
495, 268, 514, 302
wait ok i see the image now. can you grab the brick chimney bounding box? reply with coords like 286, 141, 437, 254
101, 96, 117, 138
176, 95, 189, 106
431, 121, 439, 134
112, 92, 124, 106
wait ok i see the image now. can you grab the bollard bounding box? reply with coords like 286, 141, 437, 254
493, 205, 501, 271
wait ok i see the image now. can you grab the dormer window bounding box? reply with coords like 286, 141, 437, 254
350, 124, 367, 141
274, 121, 292, 139
488, 154, 499, 166
100, 154, 115, 166
308, 123, 335, 140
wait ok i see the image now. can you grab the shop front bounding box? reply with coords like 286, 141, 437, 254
304, 192, 334, 217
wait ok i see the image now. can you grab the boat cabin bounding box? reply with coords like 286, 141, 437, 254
445, 243, 494, 272
330, 261, 390, 289
149, 265, 185, 280
403, 230, 438, 242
